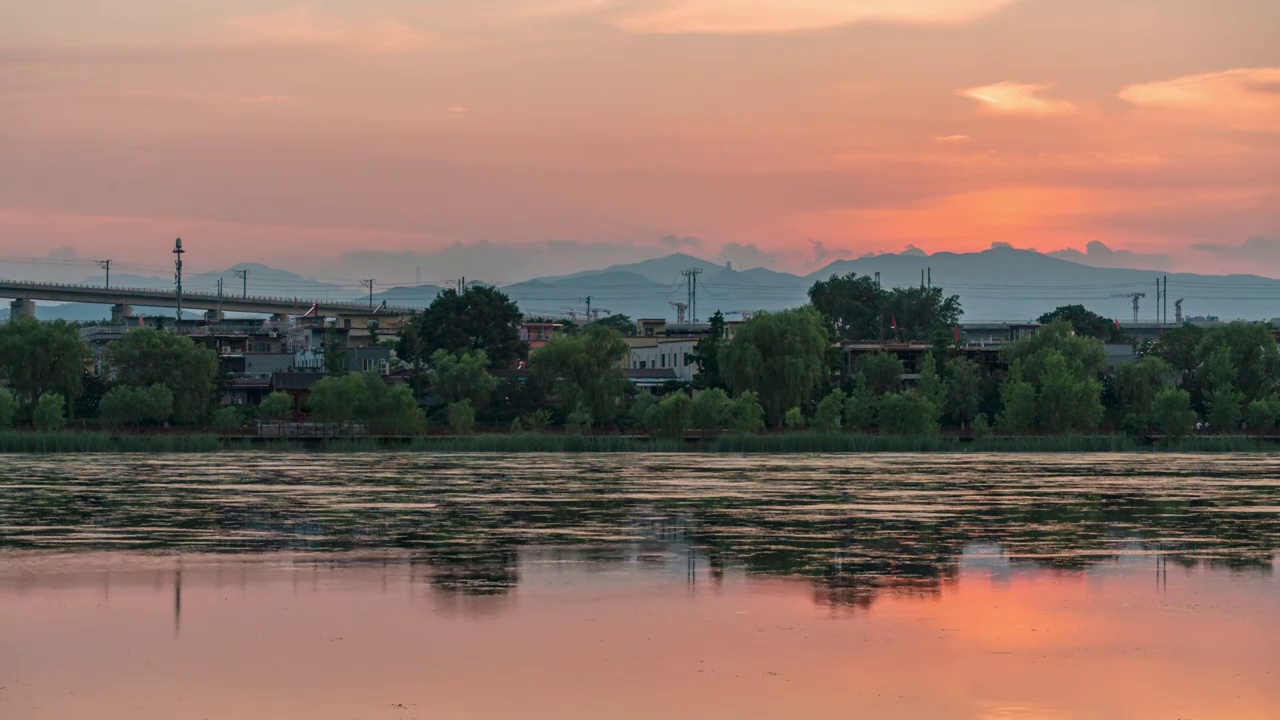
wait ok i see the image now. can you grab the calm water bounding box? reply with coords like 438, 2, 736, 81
2, 453, 1279, 719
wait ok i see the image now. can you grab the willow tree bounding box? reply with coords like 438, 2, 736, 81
719, 307, 830, 425
529, 324, 630, 425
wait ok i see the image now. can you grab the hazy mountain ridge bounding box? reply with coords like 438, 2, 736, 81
11, 249, 1280, 324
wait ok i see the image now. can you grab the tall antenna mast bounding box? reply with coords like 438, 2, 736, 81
172, 238, 185, 322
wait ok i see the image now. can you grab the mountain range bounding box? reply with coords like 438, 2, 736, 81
5, 249, 1278, 324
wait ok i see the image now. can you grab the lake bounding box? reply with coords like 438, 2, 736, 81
2, 453, 1278, 719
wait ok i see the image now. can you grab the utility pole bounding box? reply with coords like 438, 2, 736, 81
874, 272, 881, 288
927, 267, 932, 289
173, 238, 185, 323
1156, 278, 1161, 323
361, 279, 376, 307
95, 259, 111, 289
216, 278, 224, 323
456, 277, 466, 294
233, 268, 249, 298
580, 296, 592, 321
681, 268, 703, 323
1163, 276, 1168, 325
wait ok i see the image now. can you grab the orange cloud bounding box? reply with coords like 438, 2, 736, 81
1119, 67, 1280, 130
934, 135, 972, 143
959, 82, 1076, 114
225, 4, 430, 52
611, 0, 1019, 34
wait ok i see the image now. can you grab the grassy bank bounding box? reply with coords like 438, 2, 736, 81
0, 430, 1275, 454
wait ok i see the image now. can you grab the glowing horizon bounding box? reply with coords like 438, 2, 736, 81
2, 1, 1277, 279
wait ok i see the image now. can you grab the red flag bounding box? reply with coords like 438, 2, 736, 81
954, 325, 960, 342
1115, 320, 1120, 329
891, 316, 897, 329
137, 315, 144, 327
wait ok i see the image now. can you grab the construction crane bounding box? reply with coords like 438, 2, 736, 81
1111, 292, 1146, 323
668, 301, 688, 324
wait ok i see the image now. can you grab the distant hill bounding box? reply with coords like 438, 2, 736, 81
9, 249, 1280, 325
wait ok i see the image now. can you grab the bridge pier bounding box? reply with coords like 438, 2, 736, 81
205, 309, 224, 323
9, 298, 35, 320
111, 303, 133, 323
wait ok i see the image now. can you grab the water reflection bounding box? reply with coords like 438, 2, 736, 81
1, 453, 1277, 613
3, 454, 1279, 719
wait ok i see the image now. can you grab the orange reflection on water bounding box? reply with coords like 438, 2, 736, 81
1, 551, 1278, 720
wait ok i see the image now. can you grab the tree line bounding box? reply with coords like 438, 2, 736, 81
3, 274, 1279, 439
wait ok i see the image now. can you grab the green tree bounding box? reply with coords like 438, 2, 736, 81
997, 375, 1037, 434
521, 409, 553, 432
593, 314, 637, 337
529, 325, 630, 425
1113, 356, 1173, 430
842, 375, 877, 429
354, 372, 425, 435
944, 358, 982, 428
856, 352, 904, 397
448, 399, 476, 434
1036, 352, 1104, 433
33, 393, 66, 431
565, 408, 593, 435
1037, 305, 1125, 342
1150, 388, 1196, 439
971, 413, 992, 439
917, 353, 945, 424
691, 311, 728, 389
783, 407, 806, 428
210, 406, 243, 434
258, 392, 294, 422
1003, 321, 1107, 388
1200, 346, 1243, 431
0, 389, 16, 428
308, 374, 362, 431
727, 391, 766, 433
808, 273, 886, 341
650, 392, 692, 440
881, 286, 963, 343
1146, 323, 1205, 383
689, 388, 731, 432
1196, 322, 1280, 404
812, 389, 846, 431
322, 330, 346, 375
720, 307, 830, 425
0, 319, 89, 411
102, 328, 219, 424
1245, 399, 1276, 432
877, 392, 939, 435
397, 286, 527, 369
100, 387, 144, 427
626, 392, 658, 431
429, 349, 499, 410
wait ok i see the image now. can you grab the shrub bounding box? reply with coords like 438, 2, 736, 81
0, 389, 17, 429
783, 407, 806, 429
521, 408, 553, 432
210, 407, 243, 434
689, 388, 731, 432
565, 409, 593, 435
971, 413, 991, 439
650, 392, 693, 440
728, 391, 766, 434
1245, 399, 1276, 432
812, 390, 845, 432
448, 400, 476, 435
33, 393, 66, 431
626, 392, 658, 431
510, 417, 524, 433
258, 392, 293, 422
878, 392, 938, 436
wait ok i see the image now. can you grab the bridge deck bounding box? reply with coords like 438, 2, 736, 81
0, 280, 416, 316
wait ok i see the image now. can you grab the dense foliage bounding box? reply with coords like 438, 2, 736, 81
720, 307, 830, 424
397, 286, 526, 370
102, 328, 219, 424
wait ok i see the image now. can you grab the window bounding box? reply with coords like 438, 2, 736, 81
660, 354, 666, 368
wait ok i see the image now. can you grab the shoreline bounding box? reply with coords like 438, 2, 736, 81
0, 431, 1275, 454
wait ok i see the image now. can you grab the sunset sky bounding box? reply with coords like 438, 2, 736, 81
2, 0, 1278, 282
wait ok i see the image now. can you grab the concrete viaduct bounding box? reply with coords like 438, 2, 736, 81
0, 280, 417, 321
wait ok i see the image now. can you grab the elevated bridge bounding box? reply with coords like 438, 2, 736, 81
0, 280, 417, 321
